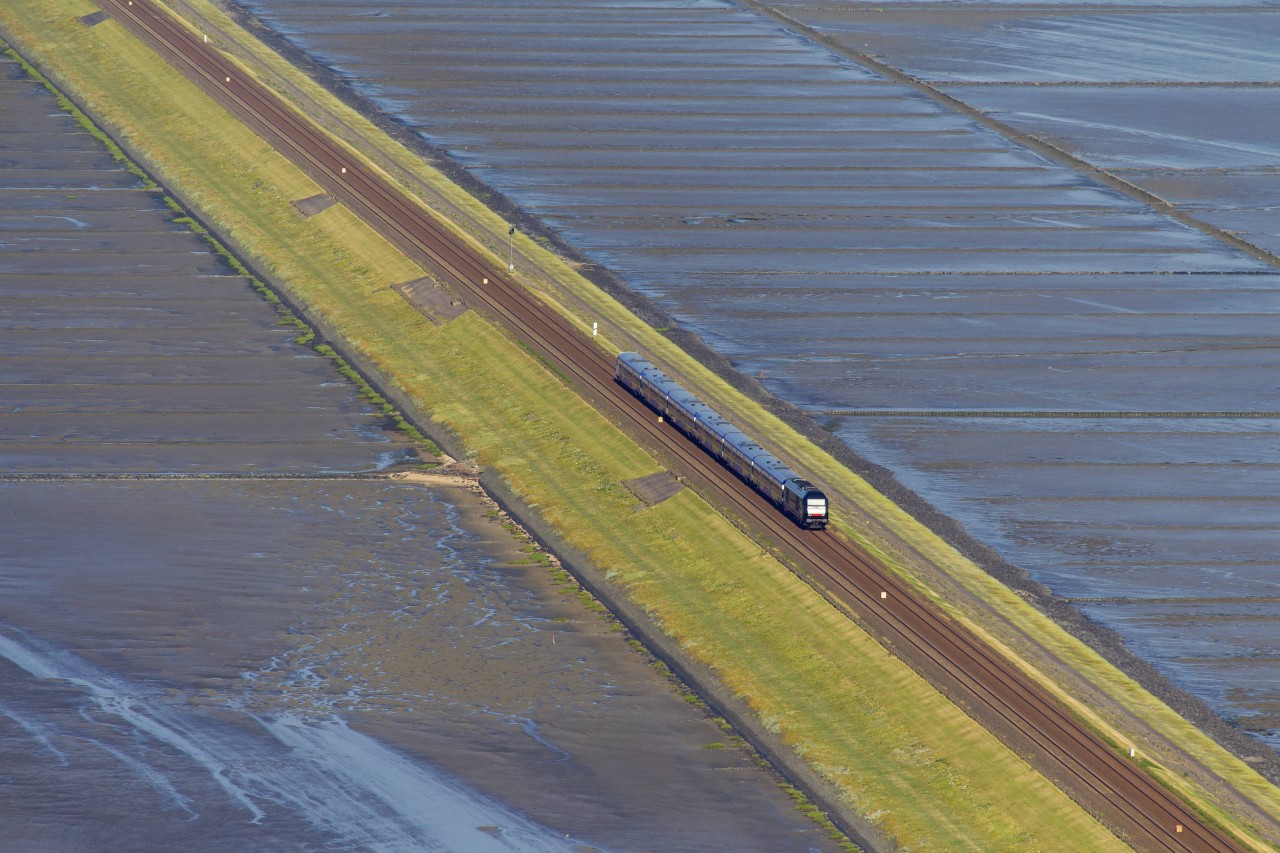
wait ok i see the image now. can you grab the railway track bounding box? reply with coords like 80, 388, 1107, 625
92, 2, 1244, 848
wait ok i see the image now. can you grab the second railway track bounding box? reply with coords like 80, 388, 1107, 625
91, 2, 1245, 848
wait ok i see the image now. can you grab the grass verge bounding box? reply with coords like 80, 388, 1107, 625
2, 1, 1275, 848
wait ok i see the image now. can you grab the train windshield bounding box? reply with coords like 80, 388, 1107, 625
806, 498, 827, 518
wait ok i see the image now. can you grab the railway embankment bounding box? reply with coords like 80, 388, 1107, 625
5, 0, 1278, 848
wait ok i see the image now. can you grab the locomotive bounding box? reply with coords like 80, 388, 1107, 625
615, 352, 828, 529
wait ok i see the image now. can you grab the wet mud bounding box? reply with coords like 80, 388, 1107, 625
0, 479, 830, 851
225, 0, 1280, 754
0, 54, 841, 850
777, 0, 1280, 749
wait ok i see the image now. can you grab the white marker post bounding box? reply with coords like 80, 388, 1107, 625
592, 322, 597, 338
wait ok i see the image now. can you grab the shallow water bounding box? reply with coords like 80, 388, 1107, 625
0, 482, 565, 851
0, 479, 833, 850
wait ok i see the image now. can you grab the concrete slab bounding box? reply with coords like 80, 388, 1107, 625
395, 277, 467, 324
624, 470, 683, 506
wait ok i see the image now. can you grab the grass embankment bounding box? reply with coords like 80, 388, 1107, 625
2, 1, 1274, 848
156, 0, 1280, 840
120, 19, 1280, 834
127, 15, 1279, 832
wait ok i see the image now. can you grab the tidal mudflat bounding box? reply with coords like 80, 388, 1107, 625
0, 479, 830, 851
0, 53, 839, 850
775, 0, 1280, 748
228, 0, 1280, 749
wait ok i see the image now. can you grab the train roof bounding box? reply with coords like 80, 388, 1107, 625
618, 352, 803, 486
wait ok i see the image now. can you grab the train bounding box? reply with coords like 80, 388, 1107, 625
615, 352, 829, 529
